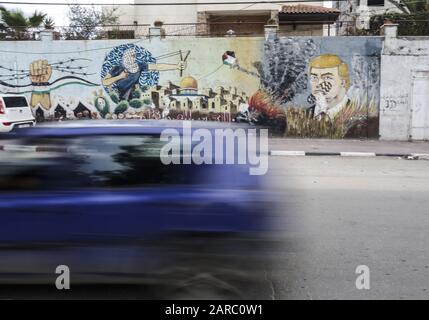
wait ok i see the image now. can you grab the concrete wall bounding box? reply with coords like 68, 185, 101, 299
0, 35, 262, 123
1, 30, 422, 140
0, 32, 385, 139
379, 25, 429, 140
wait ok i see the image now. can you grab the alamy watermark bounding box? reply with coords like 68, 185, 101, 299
53, 264, 371, 291
159, 121, 269, 175
355, 265, 370, 290
55, 265, 70, 290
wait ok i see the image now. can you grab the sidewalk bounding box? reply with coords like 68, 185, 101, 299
269, 138, 429, 158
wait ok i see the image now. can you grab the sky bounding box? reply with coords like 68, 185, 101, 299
2, 0, 129, 26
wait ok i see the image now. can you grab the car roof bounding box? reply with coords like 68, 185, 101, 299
2, 120, 253, 138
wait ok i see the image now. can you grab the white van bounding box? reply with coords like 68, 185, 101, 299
0, 95, 36, 133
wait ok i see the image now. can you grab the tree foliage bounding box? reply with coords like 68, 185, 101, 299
370, 12, 429, 36
28, 10, 47, 28
44, 17, 55, 30
387, 0, 429, 14
66, 5, 119, 40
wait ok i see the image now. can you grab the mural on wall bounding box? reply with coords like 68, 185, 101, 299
221, 50, 286, 133
0, 36, 382, 138
100, 44, 184, 101
0, 58, 99, 119
251, 36, 382, 138
95, 43, 251, 122
218, 37, 382, 138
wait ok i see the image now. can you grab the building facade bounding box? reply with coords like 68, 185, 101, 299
105, 1, 338, 37
335, 0, 400, 35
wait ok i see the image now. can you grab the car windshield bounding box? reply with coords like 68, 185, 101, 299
0, 133, 257, 192
2, 97, 29, 108
0, 135, 199, 191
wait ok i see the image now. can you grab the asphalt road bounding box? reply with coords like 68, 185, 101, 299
1, 155, 428, 300
267, 155, 429, 300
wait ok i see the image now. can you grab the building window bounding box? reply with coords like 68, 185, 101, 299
368, 0, 384, 6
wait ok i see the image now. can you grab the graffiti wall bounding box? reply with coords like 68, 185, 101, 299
258, 36, 383, 138
0, 35, 382, 138
0, 38, 261, 123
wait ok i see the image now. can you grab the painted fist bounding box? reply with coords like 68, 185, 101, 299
29, 59, 52, 83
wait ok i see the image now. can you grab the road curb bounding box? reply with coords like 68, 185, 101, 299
269, 150, 429, 159
1, 144, 429, 160
0, 144, 69, 152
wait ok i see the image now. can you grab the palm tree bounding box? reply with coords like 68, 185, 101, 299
0, 8, 51, 39
28, 10, 47, 28
1, 9, 28, 38
44, 17, 55, 30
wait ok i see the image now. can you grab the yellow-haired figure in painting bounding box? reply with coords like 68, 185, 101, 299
307, 54, 351, 119
285, 54, 378, 138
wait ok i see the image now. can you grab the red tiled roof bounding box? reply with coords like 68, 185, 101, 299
280, 4, 340, 14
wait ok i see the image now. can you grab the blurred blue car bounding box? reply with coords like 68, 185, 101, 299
0, 120, 276, 298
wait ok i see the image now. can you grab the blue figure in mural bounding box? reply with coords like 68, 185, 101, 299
101, 44, 185, 101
